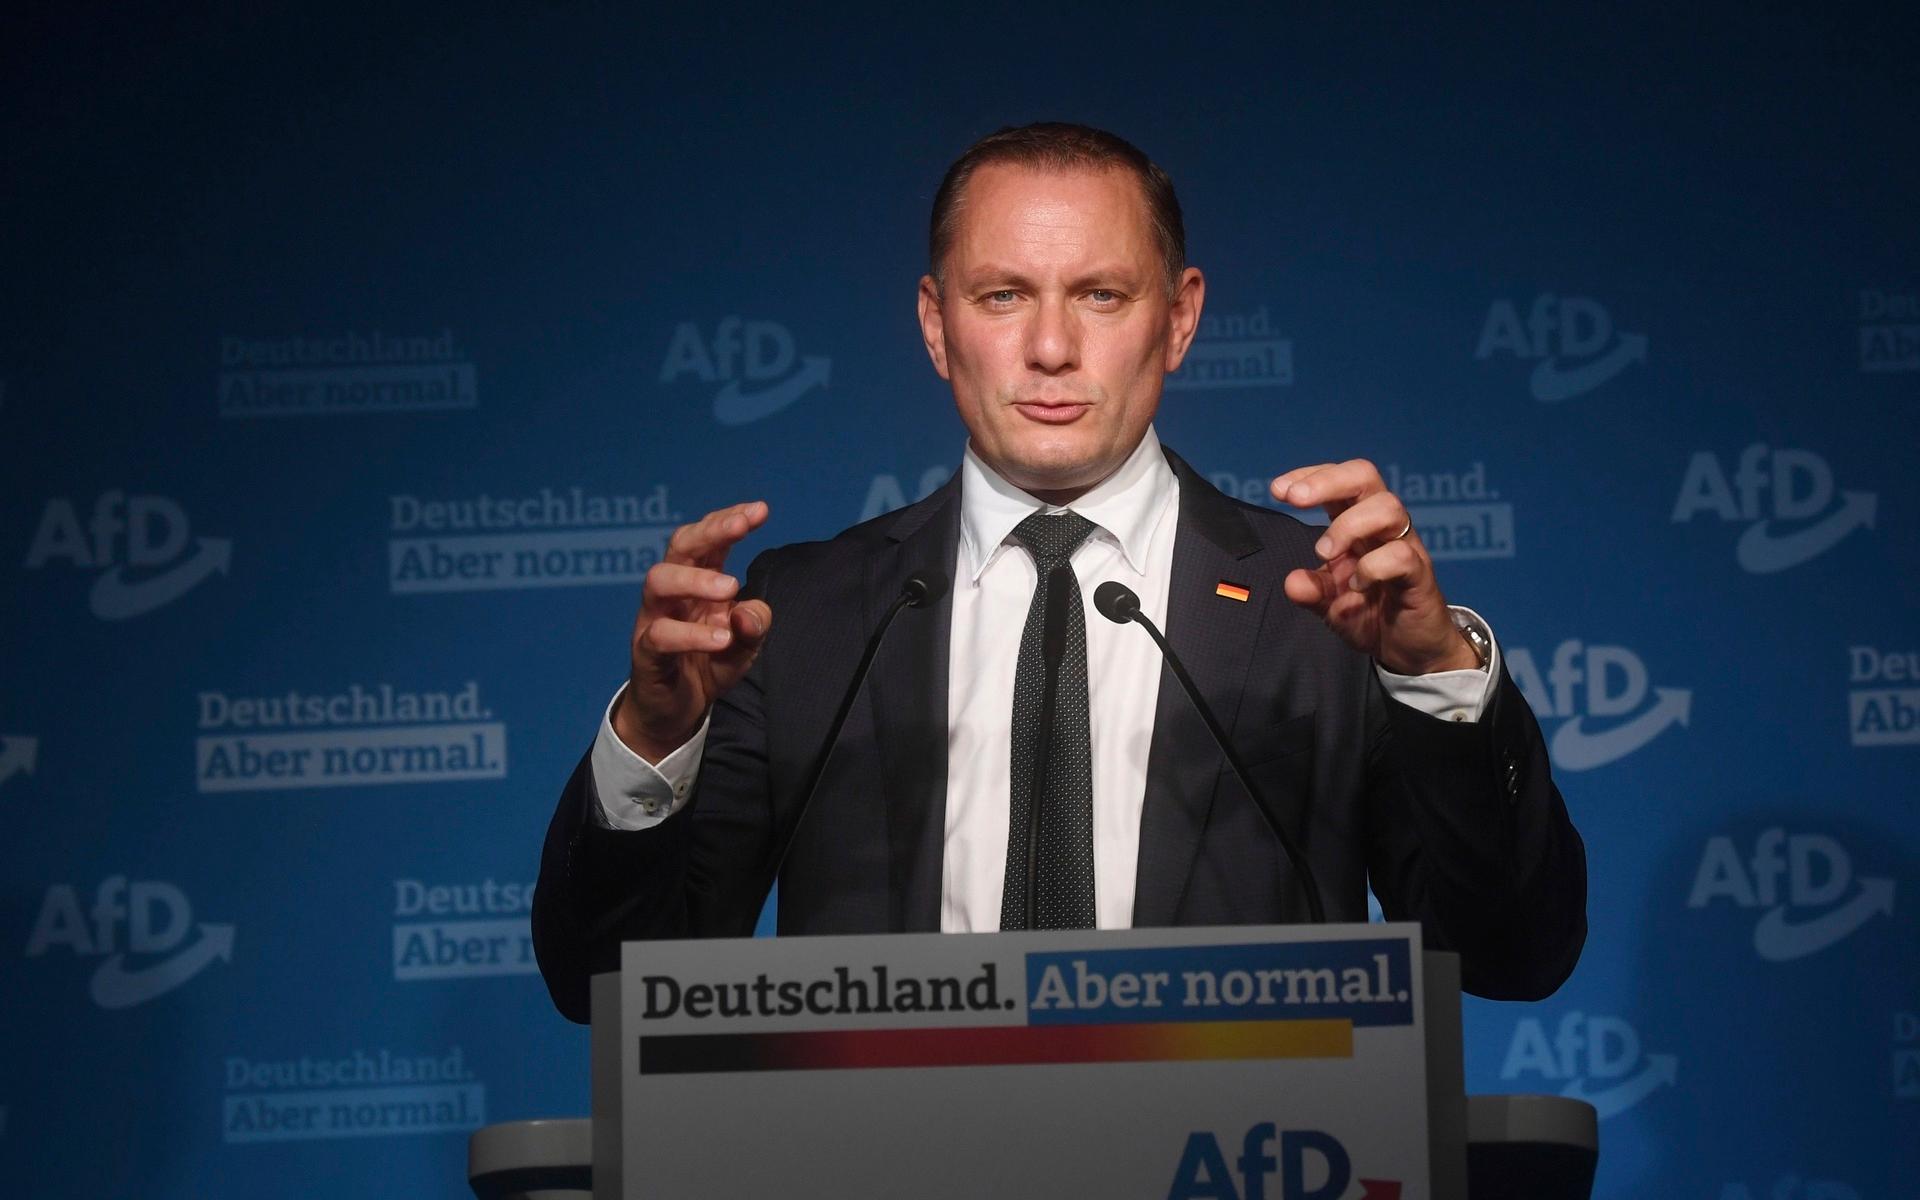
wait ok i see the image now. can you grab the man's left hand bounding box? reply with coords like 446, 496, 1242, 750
1271, 459, 1479, 675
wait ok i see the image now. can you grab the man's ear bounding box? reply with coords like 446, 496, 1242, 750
1163, 266, 1206, 373
917, 275, 951, 380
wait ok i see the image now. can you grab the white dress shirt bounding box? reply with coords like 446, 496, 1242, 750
588, 427, 1501, 932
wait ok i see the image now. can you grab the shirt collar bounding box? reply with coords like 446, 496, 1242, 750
957, 425, 1177, 583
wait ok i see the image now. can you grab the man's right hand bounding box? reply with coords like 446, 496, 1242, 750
612, 500, 773, 763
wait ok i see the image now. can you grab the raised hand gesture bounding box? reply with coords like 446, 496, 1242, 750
1271, 461, 1478, 676
612, 501, 773, 761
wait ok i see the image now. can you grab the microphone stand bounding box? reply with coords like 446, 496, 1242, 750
1093, 581, 1327, 923
768, 569, 947, 884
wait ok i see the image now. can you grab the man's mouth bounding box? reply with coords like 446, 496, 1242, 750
1013, 401, 1091, 425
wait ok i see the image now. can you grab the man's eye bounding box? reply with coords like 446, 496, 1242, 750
986, 290, 1018, 304
1087, 290, 1120, 305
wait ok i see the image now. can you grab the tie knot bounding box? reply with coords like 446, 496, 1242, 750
1011, 511, 1097, 568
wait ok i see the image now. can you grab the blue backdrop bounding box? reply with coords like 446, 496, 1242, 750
3, 5, 1916, 1197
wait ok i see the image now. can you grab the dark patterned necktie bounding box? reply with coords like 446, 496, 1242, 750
1000, 511, 1098, 930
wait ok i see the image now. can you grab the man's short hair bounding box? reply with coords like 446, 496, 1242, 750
928, 122, 1186, 294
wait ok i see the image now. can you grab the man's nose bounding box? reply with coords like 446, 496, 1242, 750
1024, 296, 1079, 375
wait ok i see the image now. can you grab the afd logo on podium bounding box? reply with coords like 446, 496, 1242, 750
1501, 1012, 1676, 1120
23, 877, 233, 1009
1671, 445, 1876, 573
1507, 641, 1691, 770
1688, 829, 1895, 961
660, 317, 830, 426
23, 493, 231, 619
1167, 1126, 1400, 1200
1475, 294, 1646, 402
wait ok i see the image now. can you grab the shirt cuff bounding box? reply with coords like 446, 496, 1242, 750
587, 684, 709, 831
1373, 606, 1501, 724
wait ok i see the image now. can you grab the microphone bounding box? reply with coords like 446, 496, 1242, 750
1021, 565, 1074, 930
769, 568, 948, 882
901, 569, 946, 609
1093, 580, 1327, 923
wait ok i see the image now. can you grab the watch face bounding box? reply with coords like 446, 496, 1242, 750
1458, 624, 1490, 670
1448, 610, 1491, 669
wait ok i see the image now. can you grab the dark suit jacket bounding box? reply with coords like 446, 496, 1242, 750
534, 450, 1586, 1022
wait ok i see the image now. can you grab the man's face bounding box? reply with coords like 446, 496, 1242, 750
918, 163, 1204, 501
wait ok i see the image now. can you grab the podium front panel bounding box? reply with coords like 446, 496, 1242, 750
605, 922, 1433, 1198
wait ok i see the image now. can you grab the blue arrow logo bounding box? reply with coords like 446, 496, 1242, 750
88, 538, 232, 620
1735, 491, 1876, 573
89, 923, 235, 1008
1529, 332, 1647, 402
1752, 879, 1894, 961
713, 356, 831, 425
1558, 1053, 1676, 1119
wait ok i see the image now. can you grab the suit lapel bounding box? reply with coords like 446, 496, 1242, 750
865, 477, 961, 932
1132, 452, 1270, 926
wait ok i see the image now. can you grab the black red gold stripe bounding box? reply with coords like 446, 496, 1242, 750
639, 1018, 1352, 1075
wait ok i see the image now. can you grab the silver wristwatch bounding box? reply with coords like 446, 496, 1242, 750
1451, 609, 1493, 672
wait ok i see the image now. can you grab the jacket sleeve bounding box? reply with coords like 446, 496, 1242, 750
531, 550, 782, 1023
1363, 662, 1588, 1000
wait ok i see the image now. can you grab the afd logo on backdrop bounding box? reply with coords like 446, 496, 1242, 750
1507, 641, 1690, 770
1164, 306, 1294, 391
223, 1047, 484, 1143
1671, 445, 1876, 573
196, 682, 506, 793
23, 493, 231, 619
1720, 1178, 1861, 1200
1205, 462, 1514, 563
660, 317, 830, 425
218, 331, 476, 418
0, 735, 36, 790
1848, 646, 1920, 746
1688, 829, 1895, 961
1476, 294, 1646, 402
391, 877, 534, 981
1168, 1126, 1399, 1200
1858, 287, 1919, 372
24, 877, 233, 1009
1501, 1012, 1676, 1120
1896, 1010, 1920, 1098
388, 486, 677, 593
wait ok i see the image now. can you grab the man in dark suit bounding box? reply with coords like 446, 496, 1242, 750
533, 124, 1586, 1023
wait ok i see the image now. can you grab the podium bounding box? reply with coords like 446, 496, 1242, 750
473, 922, 1596, 1199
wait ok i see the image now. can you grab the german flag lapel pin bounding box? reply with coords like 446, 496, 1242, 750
1215, 580, 1251, 602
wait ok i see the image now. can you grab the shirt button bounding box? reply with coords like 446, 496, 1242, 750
1450, 711, 1468, 722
